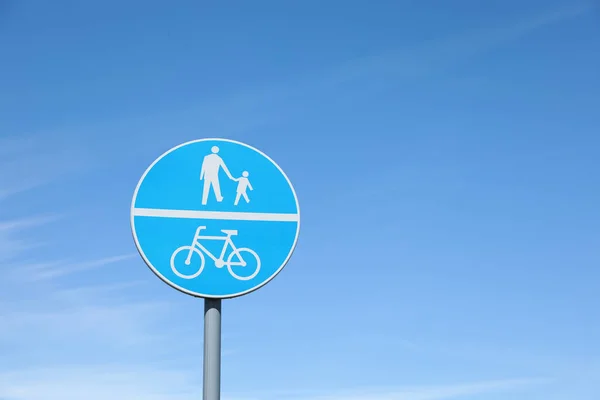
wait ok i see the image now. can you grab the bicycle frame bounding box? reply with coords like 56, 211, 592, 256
189, 230, 240, 264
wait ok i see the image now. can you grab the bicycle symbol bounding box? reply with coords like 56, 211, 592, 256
170, 226, 261, 281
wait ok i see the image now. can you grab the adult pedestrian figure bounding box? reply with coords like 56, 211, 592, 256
200, 146, 235, 205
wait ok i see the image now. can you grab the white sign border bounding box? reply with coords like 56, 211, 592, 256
130, 138, 301, 299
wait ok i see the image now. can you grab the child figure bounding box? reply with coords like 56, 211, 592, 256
234, 171, 253, 205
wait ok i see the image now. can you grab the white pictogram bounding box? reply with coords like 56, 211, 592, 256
234, 171, 253, 205
170, 226, 261, 281
199, 146, 235, 205
199, 146, 253, 206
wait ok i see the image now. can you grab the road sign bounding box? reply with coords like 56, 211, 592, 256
130, 138, 300, 299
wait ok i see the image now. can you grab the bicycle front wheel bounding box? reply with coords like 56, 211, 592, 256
227, 248, 260, 281
170, 246, 205, 279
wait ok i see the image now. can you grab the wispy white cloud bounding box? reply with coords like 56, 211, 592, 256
0, 135, 89, 200
0, 214, 60, 230
203, 3, 595, 103
0, 373, 547, 400
297, 378, 548, 400
228, 378, 550, 400
16, 253, 139, 280
0, 299, 171, 345
1, 253, 185, 356
0, 278, 180, 363
0, 192, 173, 355
0, 243, 167, 350
52, 279, 147, 298
185, 4, 596, 119
0, 254, 168, 349
313, 3, 594, 87
0, 136, 81, 265
19, 4, 593, 161
0, 214, 61, 262
0, 365, 201, 400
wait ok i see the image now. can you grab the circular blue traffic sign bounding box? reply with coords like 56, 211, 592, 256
130, 138, 300, 299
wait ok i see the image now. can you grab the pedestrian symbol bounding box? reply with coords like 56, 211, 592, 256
130, 138, 300, 299
233, 171, 253, 206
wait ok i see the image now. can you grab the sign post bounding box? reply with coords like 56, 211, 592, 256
130, 138, 300, 400
203, 298, 221, 400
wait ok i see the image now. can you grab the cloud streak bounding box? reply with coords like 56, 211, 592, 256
314, 2, 594, 87
20, 3, 593, 162
238, 378, 549, 400
0, 136, 82, 266
0, 214, 61, 263
0, 300, 171, 344
0, 373, 547, 400
18, 253, 139, 280
337, 379, 547, 400
0, 365, 201, 400
0, 134, 89, 200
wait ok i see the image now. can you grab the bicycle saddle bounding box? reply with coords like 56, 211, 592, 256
221, 229, 238, 236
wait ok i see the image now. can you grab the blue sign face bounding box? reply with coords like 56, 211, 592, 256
131, 138, 300, 299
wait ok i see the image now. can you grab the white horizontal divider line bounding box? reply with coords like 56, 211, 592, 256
133, 207, 299, 222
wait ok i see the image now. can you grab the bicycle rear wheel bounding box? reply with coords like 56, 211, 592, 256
227, 248, 260, 281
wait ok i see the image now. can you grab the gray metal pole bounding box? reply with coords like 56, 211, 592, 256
203, 298, 222, 400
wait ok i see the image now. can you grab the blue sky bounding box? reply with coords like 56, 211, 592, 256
1, 0, 599, 399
